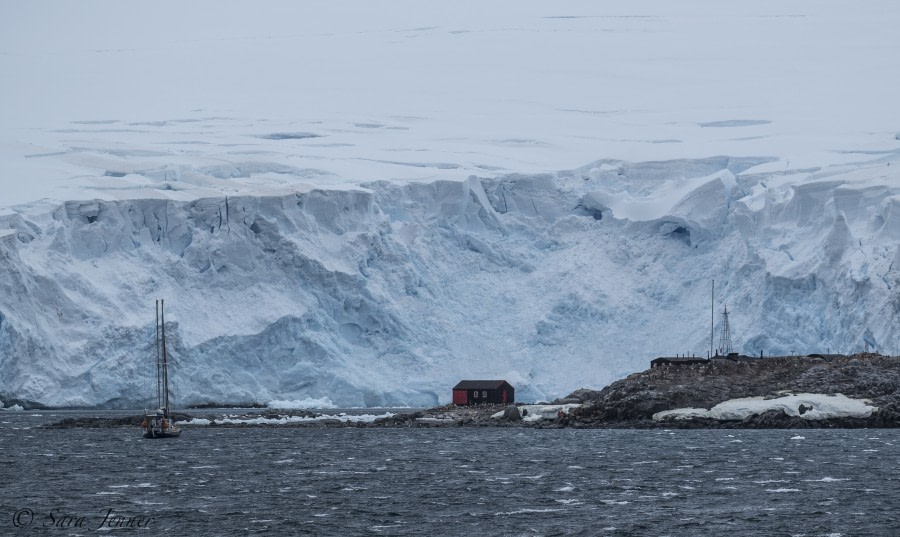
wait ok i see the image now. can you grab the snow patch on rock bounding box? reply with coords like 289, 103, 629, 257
492, 404, 581, 422
653, 393, 877, 421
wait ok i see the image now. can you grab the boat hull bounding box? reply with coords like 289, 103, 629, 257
142, 429, 182, 439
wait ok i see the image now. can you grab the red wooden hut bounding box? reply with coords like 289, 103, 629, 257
452, 380, 514, 406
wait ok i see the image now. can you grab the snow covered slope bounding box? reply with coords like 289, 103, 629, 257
0, 2, 898, 407
653, 393, 877, 421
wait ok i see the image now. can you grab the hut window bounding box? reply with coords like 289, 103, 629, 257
482, 391, 487, 398
474, 391, 479, 399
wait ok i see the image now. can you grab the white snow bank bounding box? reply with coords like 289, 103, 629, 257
182, 411, 393, 426
267, 397, 337, 410
492, 404, 581, 422
653, 393, 876, 421
0, 403, 24, 411
415, 417, 456, 424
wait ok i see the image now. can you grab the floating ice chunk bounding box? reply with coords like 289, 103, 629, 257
185, 418, 211, 425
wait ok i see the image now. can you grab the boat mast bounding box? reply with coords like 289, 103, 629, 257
161, 299, 170, 415
155, 299, 162, 410
710, 279, 714, 358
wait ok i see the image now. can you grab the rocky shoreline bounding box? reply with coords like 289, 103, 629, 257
40, 353, 900, 430
555, 352, 900, 429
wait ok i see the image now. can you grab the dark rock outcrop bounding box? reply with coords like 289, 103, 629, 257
567, 353, 900, 428
502, 405, 521, 421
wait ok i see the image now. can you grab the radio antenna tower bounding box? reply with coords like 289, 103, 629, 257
718, 304, 733, 355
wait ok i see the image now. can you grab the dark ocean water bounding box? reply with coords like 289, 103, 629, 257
0, 411, 897, 536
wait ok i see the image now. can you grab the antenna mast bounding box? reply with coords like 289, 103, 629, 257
718, 304, 733, 355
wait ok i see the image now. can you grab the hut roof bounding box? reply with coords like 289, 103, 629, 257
453, 380, 511, 390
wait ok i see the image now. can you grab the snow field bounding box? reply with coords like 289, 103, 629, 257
0, 2, 898, 407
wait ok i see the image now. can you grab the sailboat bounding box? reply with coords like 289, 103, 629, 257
142, 299, 182, 439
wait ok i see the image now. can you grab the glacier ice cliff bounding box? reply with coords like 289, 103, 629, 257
0, 156, 898, 408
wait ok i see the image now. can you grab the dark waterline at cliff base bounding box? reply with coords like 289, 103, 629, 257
1, 421, 897, 536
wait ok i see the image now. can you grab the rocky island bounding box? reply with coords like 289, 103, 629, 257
373, 352, 899, 429
553, 352, 900, 429
39, 352, 900, 430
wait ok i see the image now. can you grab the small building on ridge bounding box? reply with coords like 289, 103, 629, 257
650, 356, 708, 369
453, 380, 514, 406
